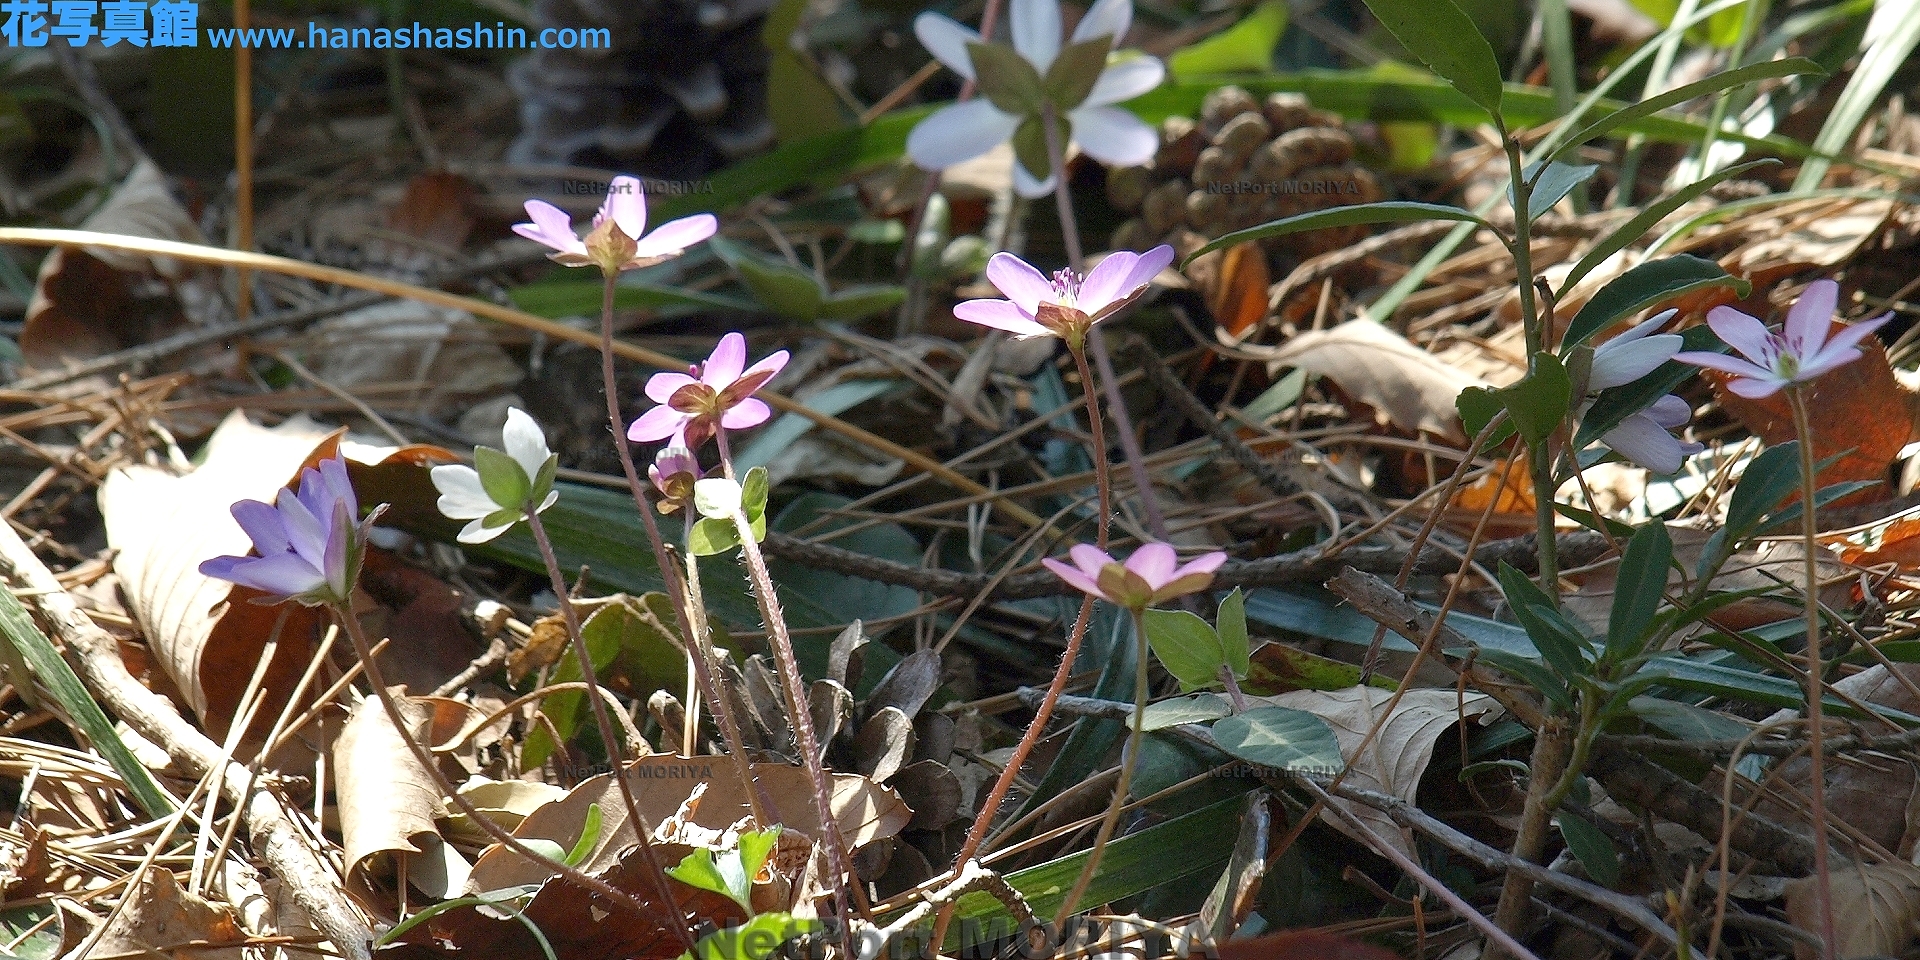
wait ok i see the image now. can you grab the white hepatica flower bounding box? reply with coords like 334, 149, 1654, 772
908, 0, 1165, 197
431, 408, 561, 544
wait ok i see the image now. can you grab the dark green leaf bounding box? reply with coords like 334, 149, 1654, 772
1562, 159, 1780, 292
1635, 654, 1920, 723
969, 42, 1047, 115
1725, 441, 1806, 539
1143, 608, 1229, 691
1045, 36, 1111, 109
1355, 0, 1506, 119
1211, 706, 1345, 773
1186, 202, 1492, 264
1525, 161, 1597, 221
1498, 563, 1592, 681
691, 914, 821, 960
507, 276, 757, 318
1557, 812, 1620, 887
818, 284, 908, 320
1757, 480, 1879, 535
1549, 58, 1825, 163
1470, 647, 1572, 708
1499, 353, 1573, 445
473, 446, 529, 510
1606, 521, 1672, 662
1562, 255, 1745, 353
1218, 588, 1250, 680
1455, 386, 1516, 447
708, 237, 828, 321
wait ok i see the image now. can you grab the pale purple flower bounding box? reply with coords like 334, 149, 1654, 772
513, 175, 718, 273
628, 333, 789, 451
1042, 542, 1227, 610
649, 445, 701, 513
1583, 309, 1703, 474
200, 458, 366, 606
1674, 280, 1892, 399
908, 0, 1165, 197
955, 246, 1174, 347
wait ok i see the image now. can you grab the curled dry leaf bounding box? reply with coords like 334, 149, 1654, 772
1259, 687, 1501, 858
299, 302, 523, 428
59, 866, 248, 960
336, 694, 466, 912
1255, 320, 1486, 441
1762, 662, 1920, 854
1785, 861, 1920, 959
99, 412, 456, 741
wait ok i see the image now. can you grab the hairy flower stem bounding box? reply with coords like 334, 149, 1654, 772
332, 601, 696, 953
1788, 389, 1839, 960
594, 270, 764, 816
680, 513, 771, 825
525, 511, 683, 899
1055, 608, 1150, 923
1040, 102, 1167, 542
714, 434, 855, 923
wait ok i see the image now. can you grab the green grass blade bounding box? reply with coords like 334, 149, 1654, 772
1549, 59, 1825, 165
1792, 0, 1920, 190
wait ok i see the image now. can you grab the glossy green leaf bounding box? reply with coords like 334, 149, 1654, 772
1211, 706, 1345, 774
1557, 812, 1620, 887
1141, 693, 1232, 731
1564, 158, 1779, 293
1169, 1, 1288, 77
1143, 608, 1228, 692
1355, 0, 1505, 119
1562, 254, 1745, 352
564, 803, 603, 867
1455, 386, 1516, 447
1725, 441, 1806, 540
1218, 588, 1250, 680
1471, 647, 1572, 709
523, 596, 686, 766
708, 237, 828, 321
1525, 161, 1597, 221
1635, 654, 1920, 723
1549, 58, 1824, 164
1606, 521, 1672, 662
688, 516, 742, 557
1187, 202, 1492, 264
1497, 562, 1592, 681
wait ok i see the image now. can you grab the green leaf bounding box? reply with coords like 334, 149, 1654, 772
1186, 202, 1492, 264
1168, 1, 1288, 78
1240, 368, 1308, 422
969, 42, 1047, 115
1218, 588, 1250, 680
1355, 0, 1505, 120
1142, 608, 1229, 692
1634, 654, 1919, 723
1557, 812, 1620, 887
1561, 255, 1746, 352
1455, 386, 1516, 447
1141, 693, 1232, 731
1497, 563, 1593, 681
765, 37, 853, 146
687, 914, 821, 960
1549, 58, 1824, 163
0, 589, 174, 818
1525, 161, 1597, 221
1498, 354, 1573, 445
530, 455, 559, 507
565, 803, 603, 867
710, 239, 827, 321
1793, 11, 1919, 191
523, 595, 689, 766
741, 467, 769, 526
1045, 36, 1111, 109
507, 275, 758, 319
738, 827, 782, 888
1563, 158, 1779, 293
669, 847, 747, 910
1471, 647, 1573, 708
818, 284, 908, 320
1211, 706, 1345, 774
473, 446, 530, 510
1724, 441, 1805, 540
1011, 115, 1052, 182
1606, 521, 1671, 663
689, 516, 743, 557
734, 380, 896, 473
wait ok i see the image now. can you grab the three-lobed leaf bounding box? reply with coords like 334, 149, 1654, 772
1143, 608, 1230, 691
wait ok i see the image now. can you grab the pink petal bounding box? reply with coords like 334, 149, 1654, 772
1080, 244, 1173, 316
1126, 542, 1178, 588
1724, 375, 1786, 399
1173, 551, 1227, 580
600, 176, 649, 241
1067, 543, 1117, 581
1010, 0, 1061, 73
1647, 394, 1691, 428
632, 213, 717, 260
738, 349, 790, 387
515, 200, 584, 255
1784, 279, 1838, 357
645, 371, 698, 404
953, 299, 1052, 338
628, 405, 690, 442
1800, 313, 1891, 377
720, 398, 772, 430
1705, 306, 1778, 367
703, 333, 748, 387
1673, 351, 1774, 380
985, 253, 1054, 314
1043, 556, 1106, 600
1601, 414, 1689, 474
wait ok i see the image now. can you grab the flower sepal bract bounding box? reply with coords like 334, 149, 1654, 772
686, 467, 769, 557
431, 408, 561, 545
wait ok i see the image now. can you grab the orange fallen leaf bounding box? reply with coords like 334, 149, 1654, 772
1211, 241, 1271, 340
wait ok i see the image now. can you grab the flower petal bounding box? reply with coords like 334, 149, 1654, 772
703, 333, 749, 387
206, 552, 323, 598
1079, 244, 1172, 316
323, 500, 355, 600
1705, 306, 1778, 367
914, 13, 982, 79
1125, 542, 1178, 589
1799, 313, 1891, 378
1070, 0, 1131, 46
631, 213, 718, 260
1067, 106, 1159, 166
1043, 556, 1107, 601
1010, 0, 1062, 73
1647, 394, 1692, 428
430, 465, 496, 517
738, 349, 791, 388
1673, 351, 1774, 381
952, 299, 1052, 338
1601, 414, 1692, 474
1080, 55, 1163, 108
1784, 279, 1838, 357
628, 405, 691, 443
274, 488, 326, 568
985, 252, 1053, 313
1725, 374, 1786, 399
230, 499, 292, 556
906, 101, 1022, 171
1173, 551, 1228, 579
318, 458, 358, 519
1067, 543, 1117, 580
720, 398, 772, 430
1588, 334, 1681, 390
602, 176, 649, 241
645, 371, 699, 404
1012, 160, 1057, 198
501, 408, 552, 483
514, 200, 585, 256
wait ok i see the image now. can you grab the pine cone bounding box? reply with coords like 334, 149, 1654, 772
1107, 87, 1384, 266
507, 0, 776, 179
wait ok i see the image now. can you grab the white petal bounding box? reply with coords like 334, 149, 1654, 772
1012, 160, 1057, 198
1081, 55, 1163, 108
1011, 0, 1062, 73
1067, 105, 1159, 166
431, 465, 499, 517
1588, 334, 1681, 390
1602, 414, 1689, 475
457, 516, 516, 544
1070, 0, 1131, 46
501, 408, 552, 484
907, 101, 1022, 170
914, 13, 981, 80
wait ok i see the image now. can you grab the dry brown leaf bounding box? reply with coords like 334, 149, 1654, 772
335, 695, 458, 911
1210, 242, 1271, 340
1763, 663, 1920, 854
1734, 199, 1897, 275
1786, 861, 1920, 959
1260, 320, 1485, 440
60, 866, 247, 960
1260, 687, 1501, 857
299, 302, 523, 426
386, 172, 481, 249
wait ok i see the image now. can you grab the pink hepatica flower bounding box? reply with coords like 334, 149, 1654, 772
628, 332, 789, 451
956, 246, 1174, 348
1674, 280, 1892, 399
1043, 542, 1227, 611
200, 458, 368, 607
1585, 309, 1703, 474
513, 174, 717, 274
649, 446, 701, 513
908, 0, 1165, 197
